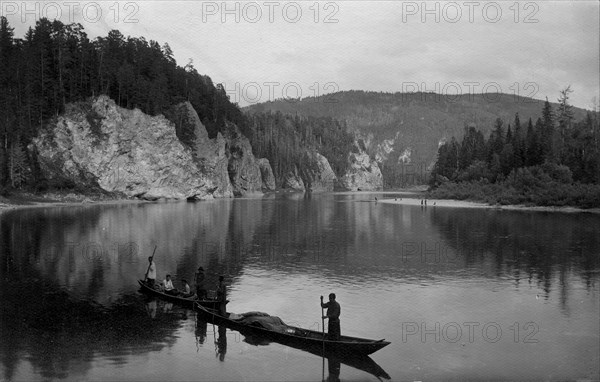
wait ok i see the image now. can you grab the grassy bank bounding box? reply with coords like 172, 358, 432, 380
429, 179, 600, 209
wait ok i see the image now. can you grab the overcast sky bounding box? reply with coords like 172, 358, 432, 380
3, 1, 599, 109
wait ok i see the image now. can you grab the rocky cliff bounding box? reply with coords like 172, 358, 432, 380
338, 141, 383, 191
222, 121, 264, 196
300, 152, 337, 192
33, 96, 273, 200
257, 158, 276, 191
283, 166, 306, 191
165, 102, 232, 198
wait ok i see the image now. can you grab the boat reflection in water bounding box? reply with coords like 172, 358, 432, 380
196, 318, 208, 345
216, 325, 227, 362
199, 316, 391, 381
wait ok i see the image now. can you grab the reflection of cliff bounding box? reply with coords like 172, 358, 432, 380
430, 208, 600, 301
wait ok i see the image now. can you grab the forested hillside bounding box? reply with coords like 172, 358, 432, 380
245, 112, 354, 184
0, 17, 356, 192
429, 90, 600, 208
245, 91, 590, 187
0, 17, 245, 191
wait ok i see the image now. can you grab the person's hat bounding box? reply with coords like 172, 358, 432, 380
198, 266, 204, 271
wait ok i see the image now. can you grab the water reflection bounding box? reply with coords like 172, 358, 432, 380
216, 325, 227, 362
1, 194, 598, 381
429, 207, 600, 303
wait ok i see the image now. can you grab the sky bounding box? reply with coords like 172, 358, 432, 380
2, 0, 599, 109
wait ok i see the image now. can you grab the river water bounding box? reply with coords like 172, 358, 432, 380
1, 193, 598, 381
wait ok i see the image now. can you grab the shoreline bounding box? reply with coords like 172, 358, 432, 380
2, 190, 599, 215
375, 196, 600, 214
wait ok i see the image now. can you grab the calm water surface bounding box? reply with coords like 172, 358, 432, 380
1, 193, 598, 381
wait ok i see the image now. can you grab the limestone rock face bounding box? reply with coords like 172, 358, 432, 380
338, 142, 383, 191
33, 96, 217, 200
283, 166, 305, 191
165, 102, 233, 198
223, 122, 263, 196
300, 152, 337, 192
257, 158, 276, 191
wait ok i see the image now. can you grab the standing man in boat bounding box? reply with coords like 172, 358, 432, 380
217, 275, 227, 315
321, 293, 341, 340
195, 267, 207, 299
146, 256, 157, 288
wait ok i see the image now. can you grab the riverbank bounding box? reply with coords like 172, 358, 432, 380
375, 196, 600, 214
0, 190, 143, 213
3, 188, 599, 215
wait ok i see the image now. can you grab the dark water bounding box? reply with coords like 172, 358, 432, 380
1, 193, 598, 381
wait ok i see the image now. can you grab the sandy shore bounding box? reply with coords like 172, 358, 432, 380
376, 196, 600, 214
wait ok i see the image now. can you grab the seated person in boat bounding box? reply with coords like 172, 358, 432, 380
181, 279, 194, 298
163, 274, 178, 295
321, 293, 341, 340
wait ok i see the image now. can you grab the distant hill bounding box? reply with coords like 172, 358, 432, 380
244, 91, 589, 185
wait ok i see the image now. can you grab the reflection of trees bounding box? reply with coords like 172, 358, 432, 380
0, 277, 183, 381
430, 208, 600, 302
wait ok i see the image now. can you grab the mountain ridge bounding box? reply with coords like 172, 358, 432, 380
244, 90, 590, 186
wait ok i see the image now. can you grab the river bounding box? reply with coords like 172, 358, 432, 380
1, 192, 598, 381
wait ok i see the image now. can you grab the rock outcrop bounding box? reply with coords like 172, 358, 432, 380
165, 102, 233, 198
300, 152, 337, 192
257, 158, 276, 191
222, 122, 263, 196
33, 96, 277, 199
34, 96, 214, 200
338, 142, 383, 191
283, 166, 305, 191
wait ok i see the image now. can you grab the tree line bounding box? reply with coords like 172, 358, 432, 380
245, 111, 354, 186
430, 88, 600, 207
0, 17, 356, 193
0, 16, 244, 190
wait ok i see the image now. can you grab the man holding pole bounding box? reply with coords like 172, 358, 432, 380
320, 293, 341, 340
145, 255, 157, 288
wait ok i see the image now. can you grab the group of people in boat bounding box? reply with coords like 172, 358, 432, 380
145, 256, 340, 339
145, 257, 226, 308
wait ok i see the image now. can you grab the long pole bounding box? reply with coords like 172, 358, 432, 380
320, 295, 325, 381
144, 245, 158, 280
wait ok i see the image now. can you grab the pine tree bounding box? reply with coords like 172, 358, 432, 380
487, 118, 505, 162
556, 86, 574, 161
541, 98, 556, 162
9, 141, 27, 188
512, 113, 526, 169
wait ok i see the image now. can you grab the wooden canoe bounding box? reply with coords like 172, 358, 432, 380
195, 303, 390, 356
138, 280, 226, 310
